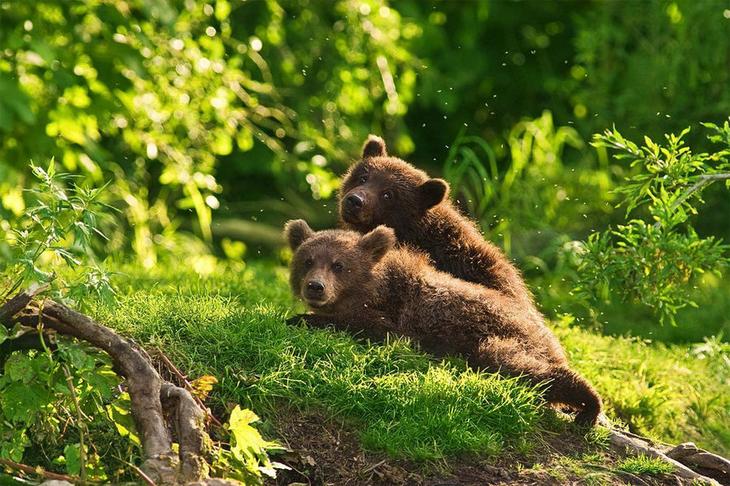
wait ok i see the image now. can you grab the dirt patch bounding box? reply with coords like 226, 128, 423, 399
267, 411, 687, 486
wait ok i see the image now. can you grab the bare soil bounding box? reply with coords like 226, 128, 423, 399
268, 411, 690, 486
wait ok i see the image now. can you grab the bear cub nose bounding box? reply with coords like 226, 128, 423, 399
345, 194, 364, 210
306, 280, 325, 296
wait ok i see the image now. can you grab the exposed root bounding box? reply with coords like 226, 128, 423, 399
161, 382, 211, 482
667, 443, 730, 483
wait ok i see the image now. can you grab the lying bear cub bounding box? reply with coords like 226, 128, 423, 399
339, 135, 531, 303
284, 219, 602, 426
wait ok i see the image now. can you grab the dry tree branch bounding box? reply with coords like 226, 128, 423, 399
598, 415, 723, 485
0, 458, 78, 483
0, 282, 49, 323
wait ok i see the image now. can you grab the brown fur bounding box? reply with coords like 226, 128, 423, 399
284, 220, 603, 426
338, 135, 532, 304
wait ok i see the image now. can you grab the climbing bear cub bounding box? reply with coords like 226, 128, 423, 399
285, 220, 603, 425
339, 135, 531, 303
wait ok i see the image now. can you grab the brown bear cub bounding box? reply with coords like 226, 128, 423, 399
339, 135, 531, 304
284, 219, 603, 426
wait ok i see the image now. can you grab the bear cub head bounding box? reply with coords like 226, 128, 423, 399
284, 219, 395, 313
339, 135, 449, 233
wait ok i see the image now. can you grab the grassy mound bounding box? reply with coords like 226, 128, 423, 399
87, 260, 729, 460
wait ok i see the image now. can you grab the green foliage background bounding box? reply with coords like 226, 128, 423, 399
1, 0, 730, 480
1, 0, 729, 335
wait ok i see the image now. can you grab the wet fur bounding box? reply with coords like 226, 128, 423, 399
285, 221, 603, 426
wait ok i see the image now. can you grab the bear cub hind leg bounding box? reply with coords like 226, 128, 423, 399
476, 337, 602, 426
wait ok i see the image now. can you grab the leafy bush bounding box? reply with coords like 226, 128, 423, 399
0, 161, 134, 480
0, 159, 114, 303
576, 122, 730, 325
443, 111, 614, 270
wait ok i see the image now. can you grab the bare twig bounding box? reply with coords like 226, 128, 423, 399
0, 457, 77, 482
584, 463, 652, 486
63, 364, 88, 483
362, 459, 387, 474
671, 173, 730, 212
654, 172, 730, 229
129, 463, 157, 486
155, 349, 224, 429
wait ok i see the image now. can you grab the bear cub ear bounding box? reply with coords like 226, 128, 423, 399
358, 225, 396, 262
362, 134, 387, 158
418, 178, 449, 210
284, 219, 314, 250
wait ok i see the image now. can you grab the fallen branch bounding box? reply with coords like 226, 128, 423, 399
667, 442, 730, 479
0, 282, 49, 323
0, 457, 77, 483
598, 415, 722, 485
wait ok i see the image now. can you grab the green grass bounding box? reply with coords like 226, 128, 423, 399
555, 315, 730, 455
88, 260, 544, 461
616, 454, 676, 475
86, 259, 729, 460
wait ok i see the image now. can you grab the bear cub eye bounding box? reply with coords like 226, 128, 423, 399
331, 261, 344, 272
304, 257, 314, 268
358, 174, 368, 184
382, 190, 393, 201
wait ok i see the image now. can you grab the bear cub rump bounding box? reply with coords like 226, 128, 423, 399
339, 135, 531, 303
285, 219, 603, 425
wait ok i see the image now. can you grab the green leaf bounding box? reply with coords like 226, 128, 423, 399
59, 342, 96, 371
0, 429, 30, 462
4, 353, 35, 383
64, 443, 81, 476
0, 381, 53, 422
228, 405, 284, 463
